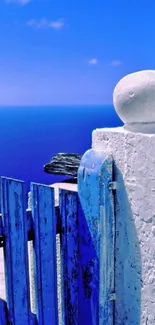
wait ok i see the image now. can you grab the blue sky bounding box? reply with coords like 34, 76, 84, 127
0, 0, 155, 105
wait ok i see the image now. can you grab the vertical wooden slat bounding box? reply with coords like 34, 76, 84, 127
99, 160, 115, 324
78, 149, 115, 325
1, 177, 31, 324
31, 183, 58, 325
60, 190, 79, 325
0, 299, 8, 325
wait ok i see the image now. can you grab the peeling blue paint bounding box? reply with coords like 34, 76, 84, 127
0, 149, 115, 325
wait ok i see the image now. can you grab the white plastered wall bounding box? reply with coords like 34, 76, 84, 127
92, 127, 155, 325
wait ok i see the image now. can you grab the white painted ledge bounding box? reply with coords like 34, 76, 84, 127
27, 182, 78, 210
50, 182, 77, 206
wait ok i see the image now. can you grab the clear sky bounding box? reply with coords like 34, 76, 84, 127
0, 0, 155, 106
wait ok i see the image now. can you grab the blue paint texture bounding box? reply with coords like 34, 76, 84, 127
0, 149, 115, 325
31, 183, 58, 325
78, 149, 115, 325
1, 177, 31, 324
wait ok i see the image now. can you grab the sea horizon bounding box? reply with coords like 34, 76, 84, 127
0, 105, 122, 193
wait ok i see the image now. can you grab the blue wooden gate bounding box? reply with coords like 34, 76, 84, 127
0, 149, 115, 325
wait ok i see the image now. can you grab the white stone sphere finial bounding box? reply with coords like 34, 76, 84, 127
113, 70, 155, 133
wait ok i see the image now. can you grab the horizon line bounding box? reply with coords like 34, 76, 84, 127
0, 103, 113, 108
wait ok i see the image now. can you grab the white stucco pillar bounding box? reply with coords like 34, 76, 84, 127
92, 70, 155, 324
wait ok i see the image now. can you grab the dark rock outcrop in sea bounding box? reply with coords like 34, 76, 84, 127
44, 153, 82, 177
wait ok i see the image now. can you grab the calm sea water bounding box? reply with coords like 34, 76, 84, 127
0, 105, 122, 192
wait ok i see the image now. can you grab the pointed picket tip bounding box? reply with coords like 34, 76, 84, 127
78, 149, 113, 199
78, 149, 112, 172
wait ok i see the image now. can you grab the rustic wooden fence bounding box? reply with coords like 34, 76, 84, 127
0, 149, 115, 325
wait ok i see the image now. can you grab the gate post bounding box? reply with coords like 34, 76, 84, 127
78, 149, 115, 325
93, 70, 155, 324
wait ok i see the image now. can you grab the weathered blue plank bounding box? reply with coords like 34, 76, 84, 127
0, 214, 2, 237
30, 312, 37, 325
0, 206, 60, 248
78, 149, 115, 325
31, 183, 58, 325
0, 299, 8, 325
1, 177, 31, 324
27, 203, 60, 240
59, 189, 79, 325
0, 214, 4, 247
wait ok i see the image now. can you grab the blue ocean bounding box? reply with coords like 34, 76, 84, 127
0, 105, 122, 192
